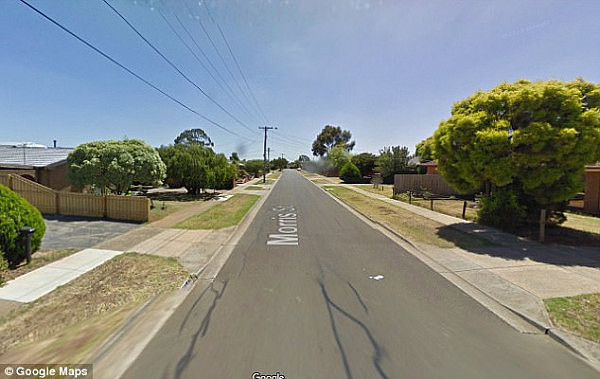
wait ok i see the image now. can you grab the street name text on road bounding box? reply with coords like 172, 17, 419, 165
267, 206, 298, 246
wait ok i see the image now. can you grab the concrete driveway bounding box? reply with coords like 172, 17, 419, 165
41, 215, 142, 251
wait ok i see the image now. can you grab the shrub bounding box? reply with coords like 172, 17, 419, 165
339, 162, 362, 183
477, 188, 526, 232
0, 185, 46, 267
0, 254, 8, 286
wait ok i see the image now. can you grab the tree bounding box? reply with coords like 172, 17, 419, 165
213, 153, 237, 190
243, 159, 265, 178
68, 139, 166, 195
433, 79, 600, 224
311, 125, 355, 156
415, 136, 435, 162
327, 145, 351, 172
351, 152, 376, 177
174, 128, 214, 147
158, 144, 214, 195
230, 152, 240, 162
376, 146, 410, 183
270, 157, 289, 171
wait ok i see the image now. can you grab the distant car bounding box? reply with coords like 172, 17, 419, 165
297, 167, 302, 171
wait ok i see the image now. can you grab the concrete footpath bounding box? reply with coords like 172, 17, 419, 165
0, 178, 270, 307
318, 179, 600, 367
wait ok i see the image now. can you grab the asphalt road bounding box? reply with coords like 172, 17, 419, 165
125, 170, 597, 378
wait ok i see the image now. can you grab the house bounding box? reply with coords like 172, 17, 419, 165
419, 160, 439, 175
584, 164, 600, 215
0, 142, 73, 190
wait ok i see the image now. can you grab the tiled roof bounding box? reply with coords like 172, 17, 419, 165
0, 145, 73, 168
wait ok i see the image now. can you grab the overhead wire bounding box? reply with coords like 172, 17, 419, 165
170, 11, 259, 127
18, 0, 251, 140
102, 0, 256, 134
185, 0, 263, 124
201, 1, 270, 125
156, 8, 258, 133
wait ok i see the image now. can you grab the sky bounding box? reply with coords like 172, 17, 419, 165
2, 0, 600, 161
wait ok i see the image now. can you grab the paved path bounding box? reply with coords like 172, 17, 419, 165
0, 249, 122, 302
125, 170, 597, 378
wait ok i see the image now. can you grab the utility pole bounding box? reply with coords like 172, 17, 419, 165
268, 147, 270, 162
259, 126, 277, 183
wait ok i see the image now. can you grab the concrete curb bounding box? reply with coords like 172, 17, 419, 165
312, 179, 600, 372
91, 177, 279, 379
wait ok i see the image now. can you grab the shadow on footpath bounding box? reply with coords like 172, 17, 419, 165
436, 223, 600, 269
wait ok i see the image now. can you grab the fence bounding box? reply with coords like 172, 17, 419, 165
394, 174, 457, 196
0, 174, 149, 221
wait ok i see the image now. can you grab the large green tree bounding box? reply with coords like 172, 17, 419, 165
376, 146, 411, 183
434, 79, 600, 224
174, 128, 214, 147
159, 144, 215, 195
311, 125, 355, 156
327, 145, 352, 172
67, 139, 166, 195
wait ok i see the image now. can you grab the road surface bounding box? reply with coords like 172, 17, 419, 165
125, 170, 596, 378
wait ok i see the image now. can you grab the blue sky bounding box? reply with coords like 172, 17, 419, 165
2, 0, 600, 160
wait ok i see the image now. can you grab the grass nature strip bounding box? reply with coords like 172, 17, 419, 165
324, 186, 492, 249
175, 194, 260, 230
545, 294, 600, 343
0, 253, 188, 362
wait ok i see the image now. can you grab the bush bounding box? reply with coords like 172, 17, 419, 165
0, 254, 8, 286
339, 162, 362, 183
0, 185, 46, 267
477, 188, 526, 232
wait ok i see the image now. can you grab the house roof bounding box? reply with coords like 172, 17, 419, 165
419, 160, 438, 167
0, 145, 73, 168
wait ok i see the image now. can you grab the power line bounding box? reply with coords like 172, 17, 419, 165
182, 0, 263, 124
170, 11, 259, 128
102, 0, 255, 133
18, 0, 251, 140
202, 1, 270, 124
157, 9, 257, 133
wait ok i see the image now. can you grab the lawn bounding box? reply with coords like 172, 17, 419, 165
545, 293, 600, 343
324, 186, 492, 248
244, 186, 265, 191
175, 194, 260, 230
563, 212, 600, 234
353, 184, 394, 198
0, 253, 188, 362
149, 200, 185, 222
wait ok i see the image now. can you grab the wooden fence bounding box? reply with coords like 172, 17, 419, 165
0, 174, 149, 221
394, 174, 457, 196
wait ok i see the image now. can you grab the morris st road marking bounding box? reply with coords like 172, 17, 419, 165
267, 205, 299, 246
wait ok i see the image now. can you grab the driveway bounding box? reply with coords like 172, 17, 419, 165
41, 215, 142, 251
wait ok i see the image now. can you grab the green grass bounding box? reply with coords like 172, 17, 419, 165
149, 201, 185, 222
324, 186, 492, 248
244, 186, 265, 191
311, 179, 332, 185
563, 212, 600, 234
175, 194, 260, 229
545, 293, 600, 343
354, 184, 394, 198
